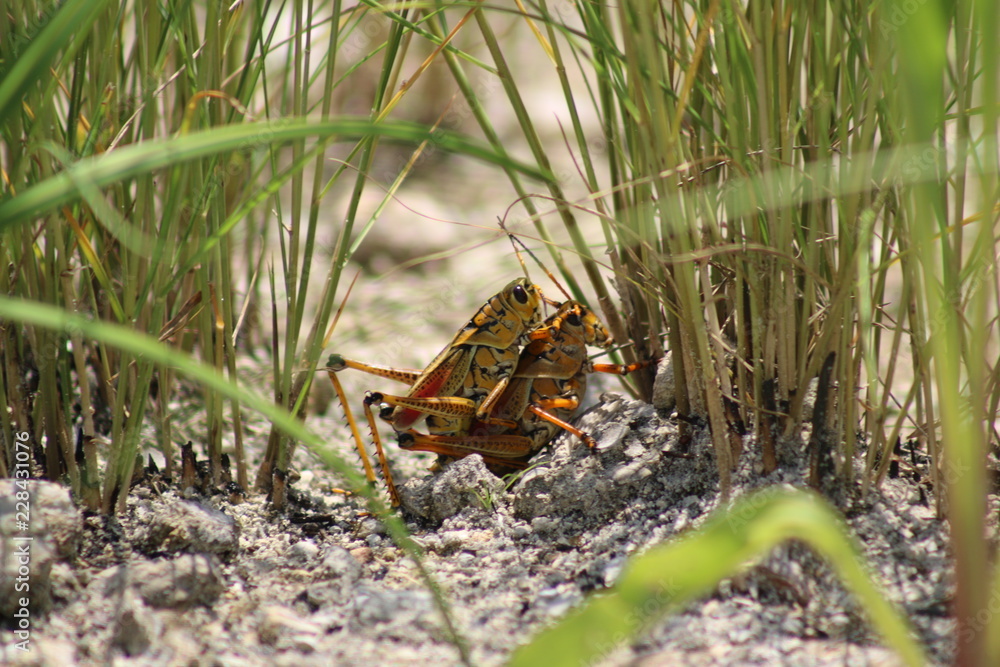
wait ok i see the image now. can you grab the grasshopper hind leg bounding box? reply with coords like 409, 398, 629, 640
361, 392, 401, 507
327, 370, 378, 486
396, 431, 532, 472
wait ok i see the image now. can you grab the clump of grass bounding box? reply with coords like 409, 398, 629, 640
2, 2, 553, 660
488, 0, 996, 662
511, 488, 927, 666
0, 1, 544, 515
3, 0, 998, 663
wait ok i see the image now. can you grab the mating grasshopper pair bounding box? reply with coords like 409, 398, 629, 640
327, 277, 646, 507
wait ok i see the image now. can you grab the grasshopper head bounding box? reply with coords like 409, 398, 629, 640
501, 277, 544, 329
460, 278, 544, 350
553, 300, 612, 348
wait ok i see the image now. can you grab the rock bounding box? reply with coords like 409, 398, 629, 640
512, 394, 666, 521
596, 422, 629, 451
110, 589, 161, 657
536, 586, 582, 618
350, 585, 441, 639
0, 480, 81, 616
399, 454, 506, 522
105, 554, 224, 609
258, 605, 323, 651
288, 539, 320, 564
138, 498, 239, 556
319, 545, 362, 582
307, 545, 363, 607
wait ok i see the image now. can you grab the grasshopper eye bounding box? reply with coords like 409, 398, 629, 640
512, 284, 528, 304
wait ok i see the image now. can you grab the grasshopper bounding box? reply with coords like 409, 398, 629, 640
394, 299, 651, 471
327, 277, 547, 504
330, 295, 651, 506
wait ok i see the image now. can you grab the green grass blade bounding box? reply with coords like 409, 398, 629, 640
0, 117, 553, 229
0, 294, 359, 487
509, 489, 926, 667
0, 292, 474, 661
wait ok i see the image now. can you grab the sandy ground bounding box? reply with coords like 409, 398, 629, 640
1, 354, 958, 666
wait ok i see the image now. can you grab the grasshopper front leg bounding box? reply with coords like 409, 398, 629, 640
591, 361, 655, 376
523, 400, 597, 449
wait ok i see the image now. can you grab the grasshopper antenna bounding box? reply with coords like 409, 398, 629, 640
497, 217, 571, 305
322, 270, 361, 349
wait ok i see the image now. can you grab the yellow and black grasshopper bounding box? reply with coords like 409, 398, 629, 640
328, 290, 650, 505
327, 278, 548, 505
327, 223, 655, 506
394, 299, 650, 471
